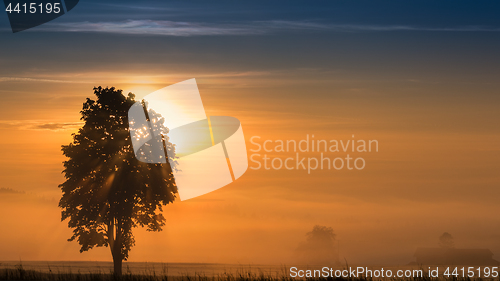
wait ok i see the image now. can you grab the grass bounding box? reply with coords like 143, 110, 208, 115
0, 263, 480, 281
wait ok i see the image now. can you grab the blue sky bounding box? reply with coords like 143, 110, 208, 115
2, 1, 500, 80
3, 1, 500, 35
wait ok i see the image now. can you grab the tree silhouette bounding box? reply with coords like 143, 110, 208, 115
59, 87, 177, 276
296, 225, 338, 265
439, 232, 455, 248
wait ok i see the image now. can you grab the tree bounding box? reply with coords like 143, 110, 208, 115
59, 87, 177, 276
439, 232, 455, 249
295, 225, 338, 265
306, 225, 336, 244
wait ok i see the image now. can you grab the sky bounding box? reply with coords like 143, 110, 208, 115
0, 0, 499, 266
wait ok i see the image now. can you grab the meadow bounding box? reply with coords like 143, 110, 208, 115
0, 262, 482, 281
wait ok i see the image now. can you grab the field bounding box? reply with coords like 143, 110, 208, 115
0, 262, 484, 281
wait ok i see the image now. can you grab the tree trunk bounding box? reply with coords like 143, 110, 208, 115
113, 253, 123, 277
109, 219, 123, 277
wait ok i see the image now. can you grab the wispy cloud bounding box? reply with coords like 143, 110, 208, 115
0, 77, 70, 83
39, 20, 262, 36
28, 122, 83, 131
0, 120, 83, 131
261, 21, 500, 32
34, 20, 500, 36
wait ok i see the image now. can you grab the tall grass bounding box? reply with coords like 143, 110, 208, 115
0, 263, 478, 281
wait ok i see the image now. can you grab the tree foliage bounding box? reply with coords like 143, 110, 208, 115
306, 225, 336, 244
59, 87, 177, 275
296, 225, 338, 265
439, 232, 455, 249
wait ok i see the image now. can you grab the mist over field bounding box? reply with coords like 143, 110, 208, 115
0, 0, 499, 270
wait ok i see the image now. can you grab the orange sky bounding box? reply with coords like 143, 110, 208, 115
2, 0, 500, 268
0, 70, 499, 265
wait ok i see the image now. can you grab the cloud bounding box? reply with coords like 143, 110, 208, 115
257, 21, 500, 32
0, 77, 69, 83
38, 20, 263, 36
28, 122, 83, 131
0, 120, 83, 131
33, 20, 500, 36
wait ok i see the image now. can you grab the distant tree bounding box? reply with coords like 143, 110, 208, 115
59, 87, 177, 276
306, 225, 336, 244
439, 232, 455, 248
296, 225, 338, 265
